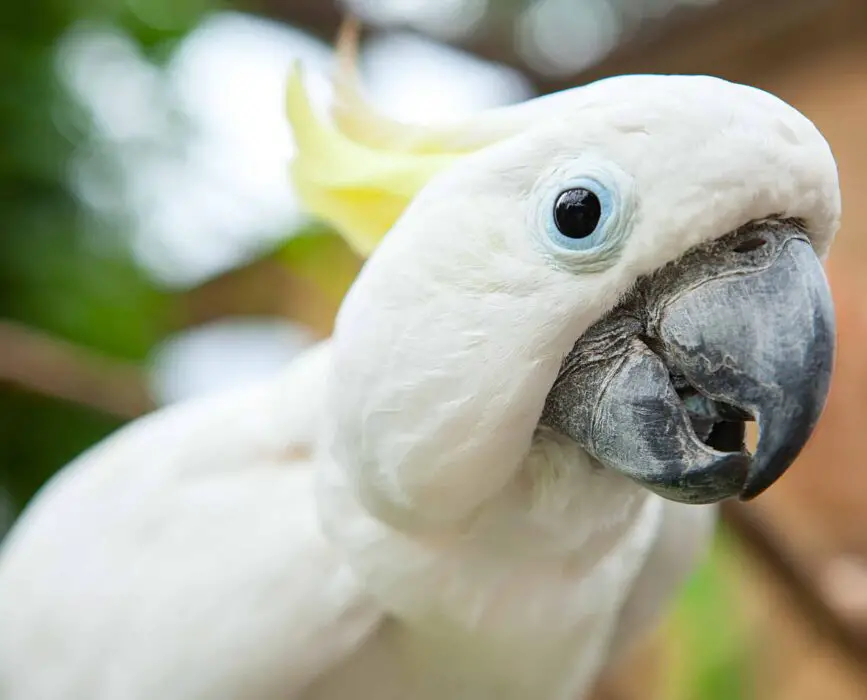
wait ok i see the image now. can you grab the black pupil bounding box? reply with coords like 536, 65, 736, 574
554, 188, 601, 239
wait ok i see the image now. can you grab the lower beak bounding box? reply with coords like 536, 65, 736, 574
542, 221, 835, 504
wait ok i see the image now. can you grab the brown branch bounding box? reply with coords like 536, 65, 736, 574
0, 320, 155, 419
258, 0, 848, 95
721, 501, 867, 671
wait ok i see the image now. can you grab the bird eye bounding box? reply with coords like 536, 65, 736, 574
553, 188, 601, 239
540, 172, 627, 265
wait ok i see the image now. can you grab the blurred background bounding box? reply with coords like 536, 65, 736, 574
2, 0, 867, 697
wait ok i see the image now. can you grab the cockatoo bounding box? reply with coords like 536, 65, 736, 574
0, 30, 839, 700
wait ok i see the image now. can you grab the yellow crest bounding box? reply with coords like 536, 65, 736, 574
285, 21, 495, 257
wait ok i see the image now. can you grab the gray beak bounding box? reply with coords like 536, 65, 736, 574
541, 220, 835, 504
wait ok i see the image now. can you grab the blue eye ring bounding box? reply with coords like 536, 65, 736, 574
545, 177, 615, 253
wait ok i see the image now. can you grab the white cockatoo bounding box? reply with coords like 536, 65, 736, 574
0, 28, 839, 700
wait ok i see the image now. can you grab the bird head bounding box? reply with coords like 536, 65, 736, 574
287, 33, 839, 517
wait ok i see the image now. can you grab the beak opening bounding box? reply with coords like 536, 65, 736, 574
541, 220, 835, 504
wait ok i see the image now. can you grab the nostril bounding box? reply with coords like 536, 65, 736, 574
733, 237, 767, 253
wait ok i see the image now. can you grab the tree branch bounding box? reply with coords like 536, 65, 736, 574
0, 320, 155, 419
257, 0, 846, 94
720, 501, 867, 672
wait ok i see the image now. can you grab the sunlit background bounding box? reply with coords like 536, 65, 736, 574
3, 0, 867, 698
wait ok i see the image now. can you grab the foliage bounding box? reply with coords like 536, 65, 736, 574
0, 0, 222, 518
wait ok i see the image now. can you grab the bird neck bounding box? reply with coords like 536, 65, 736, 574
323, 264, 587, 534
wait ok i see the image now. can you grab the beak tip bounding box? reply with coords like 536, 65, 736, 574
738, 438, 803, 501
738, 481, 769, 502
738, 463, 771, 501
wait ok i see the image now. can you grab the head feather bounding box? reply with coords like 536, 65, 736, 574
285, 21, 491, 256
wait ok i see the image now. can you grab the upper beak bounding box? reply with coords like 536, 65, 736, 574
541, 220, 835, 504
